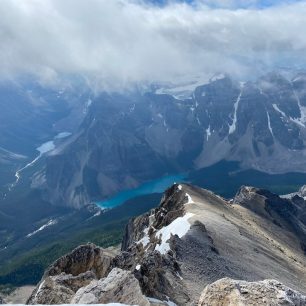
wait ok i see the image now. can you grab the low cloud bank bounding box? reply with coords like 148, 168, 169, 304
0, 0, 305, 89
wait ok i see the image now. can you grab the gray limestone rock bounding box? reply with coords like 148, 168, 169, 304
71, 268, 150, 306
199, 278, 306, 306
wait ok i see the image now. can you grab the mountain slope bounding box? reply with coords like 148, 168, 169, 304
31, 72, 306, 209
28, 183, 306, 305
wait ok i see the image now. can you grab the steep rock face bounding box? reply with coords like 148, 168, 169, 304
199, 278, 306, 306
31, 73, 306, 209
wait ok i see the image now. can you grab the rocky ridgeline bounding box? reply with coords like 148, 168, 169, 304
27, 183, 306, 305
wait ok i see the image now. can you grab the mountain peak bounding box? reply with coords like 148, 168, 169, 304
28, 183, 306, 305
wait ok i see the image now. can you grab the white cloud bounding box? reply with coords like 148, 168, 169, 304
0, 0, 306, 89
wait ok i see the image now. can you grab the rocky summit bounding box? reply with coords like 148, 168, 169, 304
27, 183, 306, 305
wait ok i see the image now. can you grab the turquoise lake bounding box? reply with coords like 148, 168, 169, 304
97, 174, 187, 209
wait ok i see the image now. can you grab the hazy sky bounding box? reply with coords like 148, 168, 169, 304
0, 0, 306, 89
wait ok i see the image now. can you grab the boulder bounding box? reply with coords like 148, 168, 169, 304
72, 268, 150, 306
198, 278, 306, 306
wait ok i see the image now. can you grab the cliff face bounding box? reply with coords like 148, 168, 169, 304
28, 183, 306, 305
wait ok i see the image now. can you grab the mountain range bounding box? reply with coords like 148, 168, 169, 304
2, 71, 306, 292
32, 72, 306, 209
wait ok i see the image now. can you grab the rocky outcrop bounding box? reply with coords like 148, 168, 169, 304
27, 273, 92, 304
44, 243, 113, 279
27, 244, 114, 304
71, 268, 149, 305
122, 184, 187, 251
0, 296, 4, 304
199, 278, 306, 306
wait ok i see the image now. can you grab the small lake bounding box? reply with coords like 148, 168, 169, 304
96, 174, 187, 209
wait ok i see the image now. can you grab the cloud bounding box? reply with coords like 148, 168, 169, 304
0, 0, 306, 89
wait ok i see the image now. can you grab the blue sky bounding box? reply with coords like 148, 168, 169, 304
148, 0, 304, 9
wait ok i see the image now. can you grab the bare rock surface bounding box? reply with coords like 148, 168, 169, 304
27, 244, 115, 304
44, 243, 113, 278
28, 183, 306, 305
119, 183, 306, 304
72, 268, 150, 305
28, 271, 98, 304
199, 278, 306, 306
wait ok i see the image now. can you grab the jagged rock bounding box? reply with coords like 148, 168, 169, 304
45, 243, 113, 279
122, 184, 187, 252
27, 271, 96, 304
27, 244, 115, 304
0, 296, 4, 304
198, 278, 306, 306
71, 268, 150, 305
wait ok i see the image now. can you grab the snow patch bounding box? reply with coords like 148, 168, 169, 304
292, 89, 306, 127
27, 219, 57, 238
206, 125, 211, 141
54, 132, 72, 139
210, 73, 225, 82
272, 104, 287, 118
154, 213, 194, 255
229, 90, 242, 135
93, 210, 102, 217
273, 102, 306, 127
196, 116, 201, 125
135, 264, 141, 271
185, 193, 194, 204
178, 185, 182, 190
137, 227, 150, 248
155, 75, 210, 99
266, 111, 274, 137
